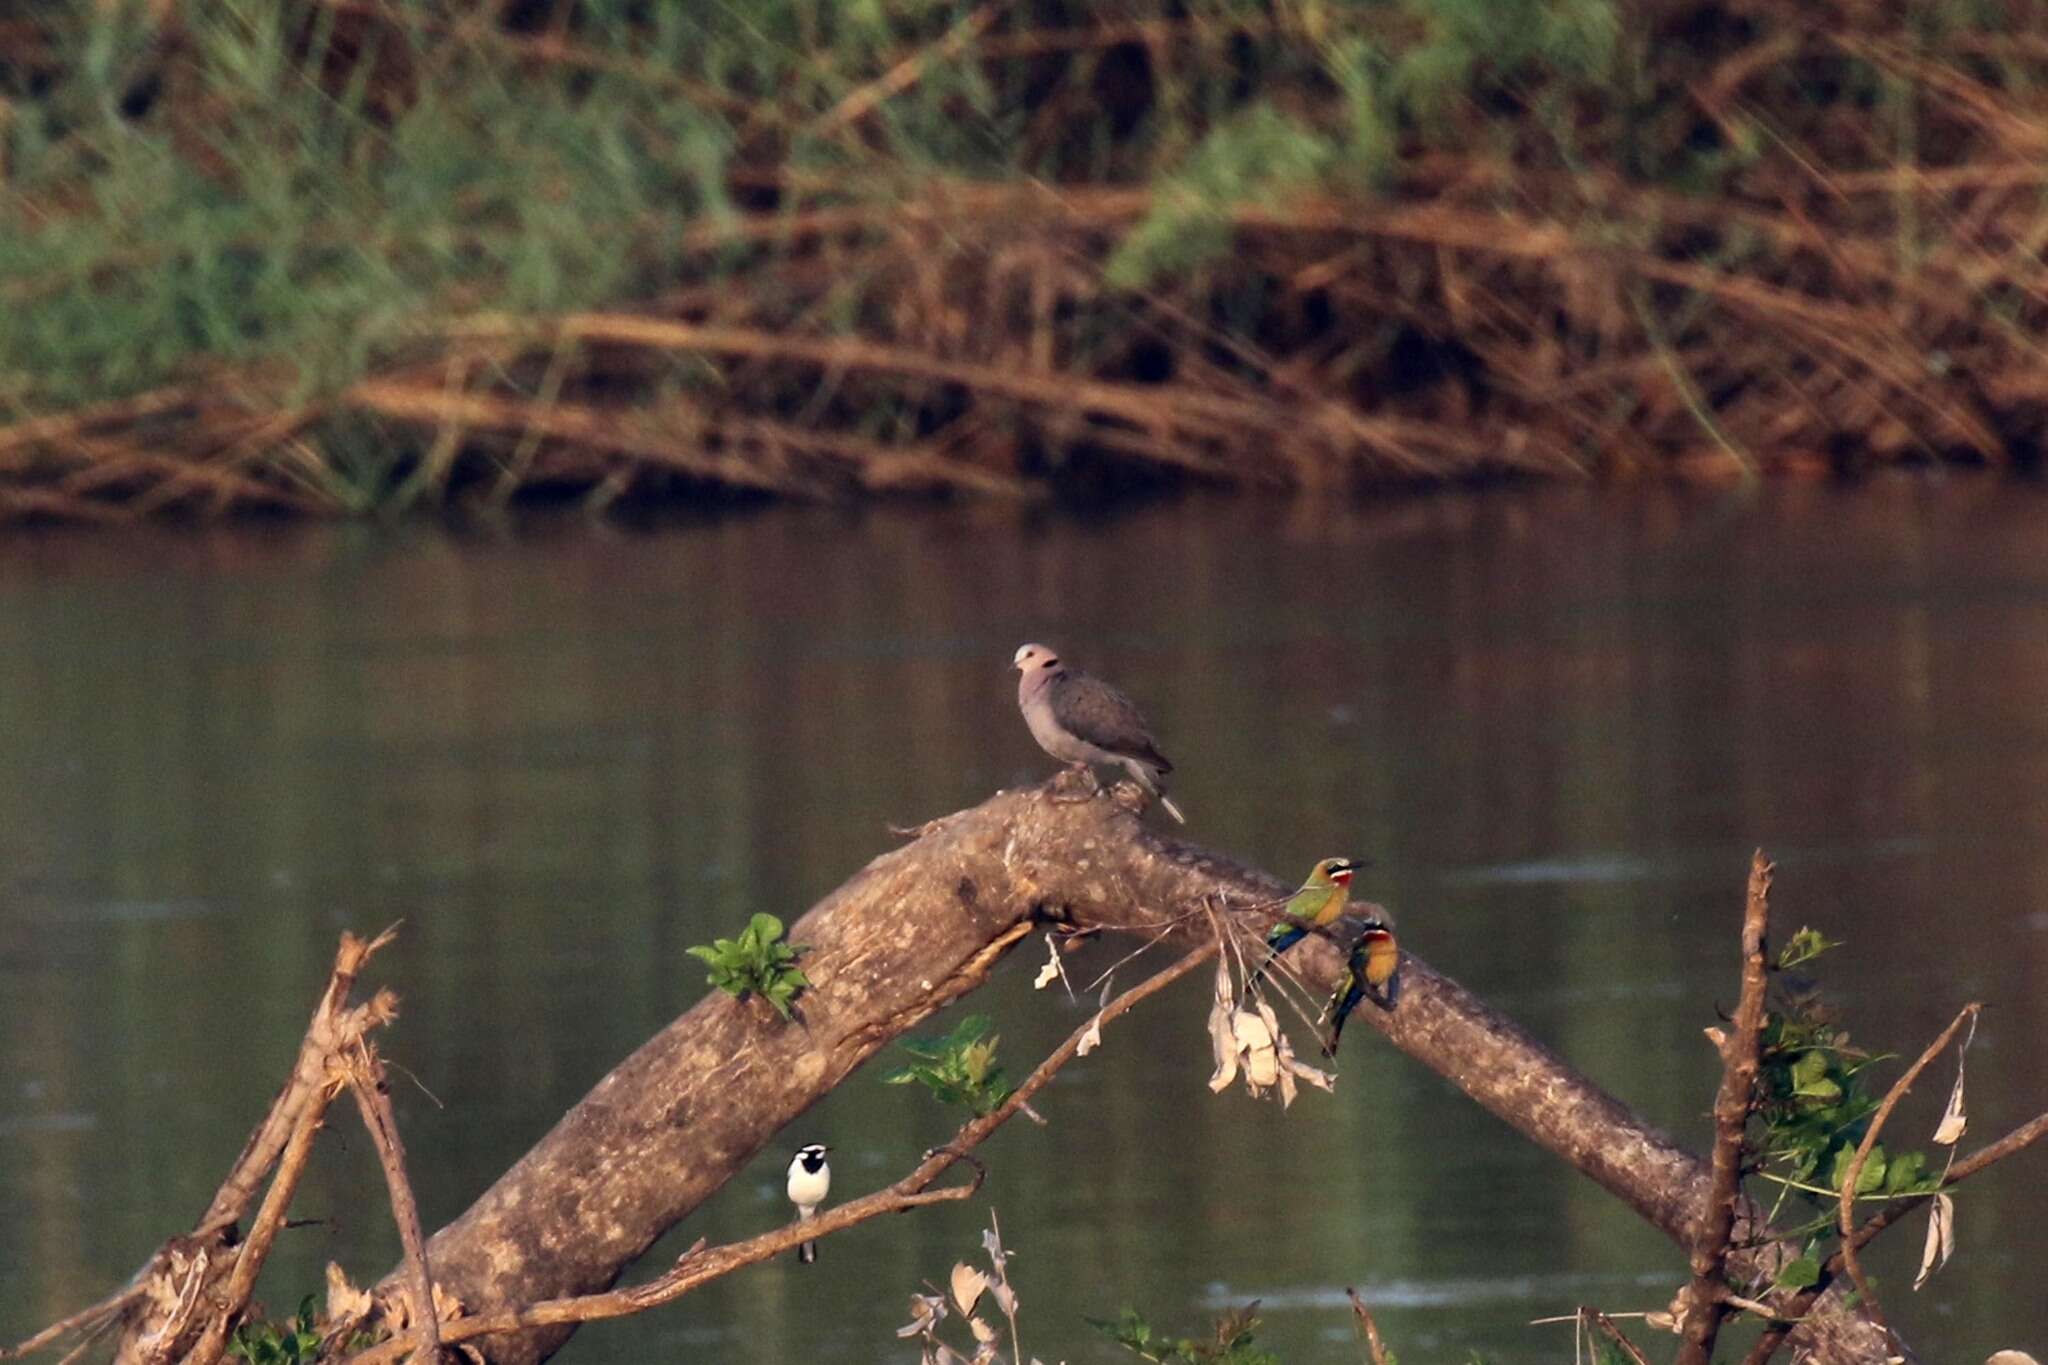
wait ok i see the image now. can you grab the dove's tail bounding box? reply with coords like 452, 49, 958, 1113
1125, 759, 1187, 824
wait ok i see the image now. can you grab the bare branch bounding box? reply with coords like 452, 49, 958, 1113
346, 935, 1214, 1365
198, 927, 400, 1235
1675, 851, 1773, 1365
2, 1291, 136, 1362
0, 932, 405, 1365
183, 1075, 337, 1365
345, 1046, 443, 1364
1580, 1308, 1653, 1365
1345, 1288, 1391, 1365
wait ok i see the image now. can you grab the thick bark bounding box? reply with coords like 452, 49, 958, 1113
411, 780, 1890, 1364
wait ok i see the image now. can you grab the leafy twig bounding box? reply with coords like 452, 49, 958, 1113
1834, 1003, 1981, 1340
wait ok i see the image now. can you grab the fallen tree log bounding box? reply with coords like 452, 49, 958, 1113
391, 777, 1890, 1365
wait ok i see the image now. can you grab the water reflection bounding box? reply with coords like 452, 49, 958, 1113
2, 481, 2045, 1362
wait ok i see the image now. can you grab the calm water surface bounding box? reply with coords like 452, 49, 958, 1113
3, 482, 2046, 1362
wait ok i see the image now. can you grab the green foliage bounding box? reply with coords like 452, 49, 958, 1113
882, 1013, 1013, 1115
11, 0, 2042, 509
1777, 926, 1842, 971
1772, 1253, 1821, 1292
227, 1296, 321, 1365
1105, 105, 1335, 288
2, 1, 734, 416
686, 913, 809, 1020
5, 0, 1649, 414
1088, 1302, 1280, 1365
1748, 926, 1941, 1252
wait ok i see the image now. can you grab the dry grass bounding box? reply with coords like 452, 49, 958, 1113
6, 0, 2048, 520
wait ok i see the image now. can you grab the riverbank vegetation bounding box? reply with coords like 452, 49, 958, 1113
6, 0, 2048, 518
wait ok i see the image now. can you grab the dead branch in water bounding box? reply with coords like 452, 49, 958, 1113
351, 782, 1900, 1365
17, 783, 2044, 1365
341, 944, 1213, 1365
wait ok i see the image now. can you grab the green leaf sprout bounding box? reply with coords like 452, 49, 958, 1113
686, 912, 810, 1020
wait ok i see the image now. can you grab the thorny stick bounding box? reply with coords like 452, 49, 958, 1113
1675, 851, 1772, 1365
1834, 1003, 1983, 1336
346, 1046, 443, 1364
348, 933, 1217, 1365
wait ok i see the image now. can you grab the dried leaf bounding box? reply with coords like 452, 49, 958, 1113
951, 1264, 989, 1317
430, 1281, 465, 1322
899, 1292, 948, 1338
1207, 958, 1241, 1093
969, 1315, 999, 1343
1285, 1053, 1336, 1094
1233, 1008, 1279, 1089
976, 1224, 1018, 1317
1935, 1009, 1979, 1145
1912, 1192, 1956, 1291
1268, 1006, 1300, 1108
1077, 979, 1111, 1057
1932, 1097, 1967, 1144
1032, 933, 1066, 992
981, 1221, 1008, 1272
1932, 1069, 1968, 1146
325, 1262, 373, 1324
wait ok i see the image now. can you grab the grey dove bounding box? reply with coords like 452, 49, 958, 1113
1013, 643, 1186, 823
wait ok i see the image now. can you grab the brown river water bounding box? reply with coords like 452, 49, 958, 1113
2, 480, 2045, 1361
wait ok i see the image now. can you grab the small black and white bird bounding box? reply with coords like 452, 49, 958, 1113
786, 1143, 831, 1264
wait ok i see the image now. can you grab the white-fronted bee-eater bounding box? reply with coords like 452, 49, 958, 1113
1324, 917, 1401, 1055
1245, 856, 1363, 995
786, 1143, 831, 1264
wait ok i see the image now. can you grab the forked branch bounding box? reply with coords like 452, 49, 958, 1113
342, 941, 1213, 1365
